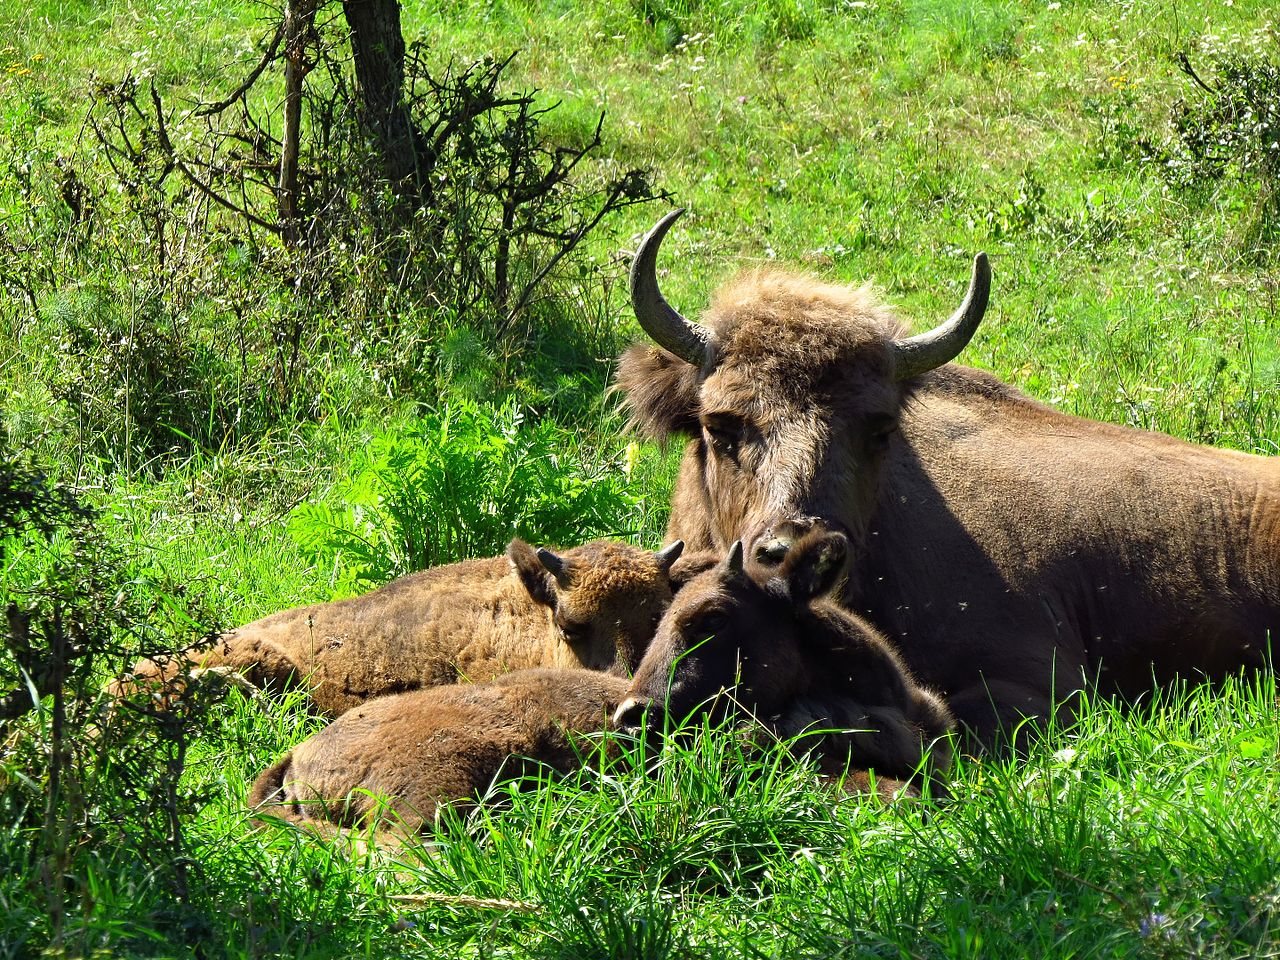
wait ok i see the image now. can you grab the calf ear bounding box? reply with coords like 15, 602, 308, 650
507, 538, 557, 608
614, 344, 702, 440
667, 548, 719, 591
786, 532, 849, 602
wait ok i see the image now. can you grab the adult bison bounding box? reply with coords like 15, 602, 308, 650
617, 209, 1280, 746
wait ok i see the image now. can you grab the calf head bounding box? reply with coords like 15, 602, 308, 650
507, 538, 685, 672
614, 529, 853, 727
615, 530, 955, 782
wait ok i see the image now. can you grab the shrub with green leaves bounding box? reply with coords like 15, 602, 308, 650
1159, 48, 1280, 252
0, 441, 222, 953
288, 400, 646, 589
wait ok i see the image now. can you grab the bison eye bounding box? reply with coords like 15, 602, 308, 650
706, 426, 735, 454
865, 414, 899, 453
559, 622, 591, 645
702, 416, 742, 459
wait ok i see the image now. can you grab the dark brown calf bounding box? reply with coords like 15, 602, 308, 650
615, 530, 955, 786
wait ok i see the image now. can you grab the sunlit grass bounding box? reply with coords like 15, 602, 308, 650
2, 0, 1279, 954
57, 672, 1271, 958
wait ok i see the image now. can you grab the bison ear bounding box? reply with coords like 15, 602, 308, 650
507, 538, 557, 608
785, 532, 850, 602
614, 344, 702, 440
666, 548, 719, 592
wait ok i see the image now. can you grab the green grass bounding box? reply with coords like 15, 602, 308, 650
10, 676, 1276, 957
3, 0, 1280, 955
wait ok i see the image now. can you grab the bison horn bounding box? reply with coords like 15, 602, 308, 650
536, 547, 570, 586
654, 540, 685, 573
629, 208, 714, 367
890, 253, 991, 381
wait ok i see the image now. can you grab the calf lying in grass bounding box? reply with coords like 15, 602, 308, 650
114, 538, 684, 717
615, 529, 956, 787
247, 533, 951, 838
247, 667, 629, 837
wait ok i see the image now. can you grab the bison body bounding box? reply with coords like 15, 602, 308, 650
620, 210, 1280, 745
118, 538, 683, 717
616, 531, 956, 786
846, 368, 1279, 737
248, 668, 628, 836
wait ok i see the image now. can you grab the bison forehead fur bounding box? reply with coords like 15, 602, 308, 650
702, 270, 903, 389
618, 269, 906, 441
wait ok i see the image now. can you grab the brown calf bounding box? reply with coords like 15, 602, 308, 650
115, 538, 683, 717
247, 668, 628, 837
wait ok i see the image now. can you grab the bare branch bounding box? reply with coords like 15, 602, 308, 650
1176, 52, 1218, 97
149, 84, 281, 234
196, 23, 286, 116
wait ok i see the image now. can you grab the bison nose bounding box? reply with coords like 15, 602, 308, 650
612, 696, 655, 732
751, 518, 819, 566
752, 533, 791, 565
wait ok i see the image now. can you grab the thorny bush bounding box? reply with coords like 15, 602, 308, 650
0, 437, 223, 950
1158, 49, 1280, 254
0, 32, 659, 472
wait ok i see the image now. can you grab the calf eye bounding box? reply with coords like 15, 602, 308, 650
697, 611, 728, 637
560, 622, 591, 645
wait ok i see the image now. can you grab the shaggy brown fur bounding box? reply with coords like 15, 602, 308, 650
618, 265, 1280, 748
616, 531, 956, 787
247, 668, 629, 836
115, 539, 684, 717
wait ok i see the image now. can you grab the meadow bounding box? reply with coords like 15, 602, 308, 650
2, 0, 1279, 956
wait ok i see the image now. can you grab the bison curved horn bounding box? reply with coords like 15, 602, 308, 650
629, 208, 714, 367
654, 540, 685, 573
890, 253, 991, 381
536, 547, 570, 586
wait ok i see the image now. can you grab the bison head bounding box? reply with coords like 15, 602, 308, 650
507, 538, 685, 673
614, 530, 852, 729
616, 209, 989, 556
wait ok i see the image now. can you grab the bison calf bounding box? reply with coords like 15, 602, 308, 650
248, 667, 630, 837
615, 530, 956, 786
248, 667, 915, 839
116, 538, 684, 717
